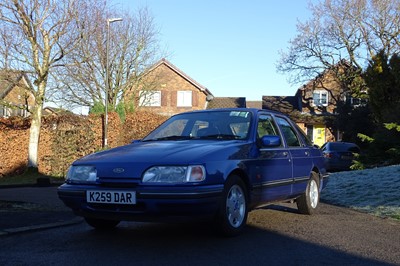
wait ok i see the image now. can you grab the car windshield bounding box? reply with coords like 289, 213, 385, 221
142, 110, 252, 141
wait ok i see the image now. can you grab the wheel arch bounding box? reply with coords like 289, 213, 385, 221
311, 166, 321, 185
227, 168, 252, 203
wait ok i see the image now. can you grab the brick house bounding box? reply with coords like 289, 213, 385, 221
42, 107, 72, 116
246, 101, 262, 109
0, 70, 35, 118
206, 97, 262, 109
263, 63, 364, 147
206, 97, 246, 109
128, 58, 214, 116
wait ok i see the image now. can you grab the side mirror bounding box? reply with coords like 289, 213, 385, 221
261, 135, 281, 147
131, 139, 141, 144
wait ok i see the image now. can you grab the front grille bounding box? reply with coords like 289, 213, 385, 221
97, 178, 140, 188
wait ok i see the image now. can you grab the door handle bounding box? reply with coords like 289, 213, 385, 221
305, 151, 310, 156
283, 152, 289, 157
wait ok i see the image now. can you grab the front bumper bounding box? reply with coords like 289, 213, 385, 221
57, 183, 224, 222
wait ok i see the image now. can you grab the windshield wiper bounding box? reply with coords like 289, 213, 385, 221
144, 135, 193, 141
198, 134, 241, 140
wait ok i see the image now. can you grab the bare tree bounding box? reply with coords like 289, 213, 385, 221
0, 0, 81, 169
51, 1, 163, 113
278, 0, 400, 87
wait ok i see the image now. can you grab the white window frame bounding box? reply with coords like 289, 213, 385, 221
345, 93, 368, 107
139, 90, 161, 107
312, 90, 328, 106
0, 105, 10, 117
177, 91, 192, 107
0, 105, 28, 117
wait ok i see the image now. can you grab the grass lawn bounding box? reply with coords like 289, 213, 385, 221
0, 170, 64, 186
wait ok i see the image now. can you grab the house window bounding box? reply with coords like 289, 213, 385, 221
345, 94, 368, 107
177, 91, 192, 107
18, 107, 28, 117
0, 105, 28, 117
0, 105, 5, 117
139, 91, 161, 107
313, 90, 328, 106
0, 105, 10, 117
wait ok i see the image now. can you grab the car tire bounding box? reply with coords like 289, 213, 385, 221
297, 171, 320, 215
84, 217, 120, 230
216, 175, 248, 237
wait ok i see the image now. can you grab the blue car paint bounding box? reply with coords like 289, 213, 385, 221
58, 108, 327, 223
321, 142, 360, 172
73, 140, 249, 182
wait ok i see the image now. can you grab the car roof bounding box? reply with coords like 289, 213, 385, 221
324, 142, 360, 150
177, 108, 288, 117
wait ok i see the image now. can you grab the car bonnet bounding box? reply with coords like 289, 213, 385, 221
72, 140, 244, 179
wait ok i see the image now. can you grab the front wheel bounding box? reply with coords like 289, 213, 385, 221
84, 217, 120, 230
215, 175, 248, 237
297, 171, 320, 215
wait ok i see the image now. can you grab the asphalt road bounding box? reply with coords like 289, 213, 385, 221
0, 202, 399, 266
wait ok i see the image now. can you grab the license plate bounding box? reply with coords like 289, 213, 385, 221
86, 190, 136, 205
341, 155, 352, 160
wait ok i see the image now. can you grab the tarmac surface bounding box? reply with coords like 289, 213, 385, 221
0, 184, 82, 236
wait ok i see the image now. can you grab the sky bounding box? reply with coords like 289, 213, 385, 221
112, 0, 316, 101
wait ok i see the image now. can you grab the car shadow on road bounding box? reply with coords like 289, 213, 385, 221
258, 203, 300, 214
67, 217, 392, 266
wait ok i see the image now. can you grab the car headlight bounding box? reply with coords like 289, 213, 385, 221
142, 165, 206, 183
66, 165, 97, 183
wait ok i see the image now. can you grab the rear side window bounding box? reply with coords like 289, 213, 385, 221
275, 116, 301, 147
294, 124, 313, 146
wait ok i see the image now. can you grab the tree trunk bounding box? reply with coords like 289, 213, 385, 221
27, 83, 45, 169
28, 110, 41, 168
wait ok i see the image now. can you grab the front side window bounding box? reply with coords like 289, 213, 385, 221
275, 116, 301, 147
139, 91, 161, 107
177, 91, 192, 107
257, 114, 279, 138
313, 90, 328, 106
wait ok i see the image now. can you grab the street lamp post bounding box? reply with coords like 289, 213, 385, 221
104, 17, 122, 148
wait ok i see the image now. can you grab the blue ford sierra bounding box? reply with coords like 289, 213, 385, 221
58, 108, 328, 236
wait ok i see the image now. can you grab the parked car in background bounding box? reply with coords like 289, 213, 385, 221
58, 108, 328, 236
321, 142, 361, 172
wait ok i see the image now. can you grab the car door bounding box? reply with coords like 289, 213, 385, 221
252, 114, 293, 202
274, 116, 314, 196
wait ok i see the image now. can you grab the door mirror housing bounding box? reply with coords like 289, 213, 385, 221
261, 135, 281, 147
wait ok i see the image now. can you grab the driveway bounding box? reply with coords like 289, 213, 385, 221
0, 201, 399, 265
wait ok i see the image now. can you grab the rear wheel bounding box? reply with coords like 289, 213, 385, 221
84, 217, 120, 230
215, 175, 248, 236
297, 171, 320, 215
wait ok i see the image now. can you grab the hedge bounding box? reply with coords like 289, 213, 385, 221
0, 111, 167, 177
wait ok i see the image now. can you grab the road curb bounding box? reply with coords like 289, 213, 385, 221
0, 217, 83, 237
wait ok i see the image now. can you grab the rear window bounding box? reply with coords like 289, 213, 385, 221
329, 143, 360, 153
